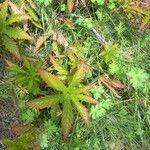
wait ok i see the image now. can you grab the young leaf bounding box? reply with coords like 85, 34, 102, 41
38, 69, 66, 92
26, 95, 60, 109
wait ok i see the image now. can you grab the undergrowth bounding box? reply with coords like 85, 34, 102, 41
0, 0, 150, 150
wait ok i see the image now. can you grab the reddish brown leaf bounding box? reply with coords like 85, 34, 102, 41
100, 79, 121, 98
99, 74, 124, 98
111, 79, 125, 89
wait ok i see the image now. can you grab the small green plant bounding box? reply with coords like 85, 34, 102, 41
20, 108, 40, 123
35, 0, 53, 7
26, 55, 98, 139
90, 84, 105, 100
90, 99, 114, 119
100, 42, 120, 64
0, 1, 31, 60
90, 0, 118, 9
127, 67, 149, 90
37, 120, 58, 149
6, 57, 41, 94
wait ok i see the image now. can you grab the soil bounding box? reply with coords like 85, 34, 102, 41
0, 98, 19, 149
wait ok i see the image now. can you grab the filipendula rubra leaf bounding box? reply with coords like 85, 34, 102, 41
69, 62, 86, 88
62, 100, 74, 139
26, 95, 60, 109
4, 27, 31, 40
3, 36, 21, 60
72, 100, 89, 126
49, 55, 68, 76
75, 94, 98, 104
7, 14, 31, 25
38, 69, 66, 92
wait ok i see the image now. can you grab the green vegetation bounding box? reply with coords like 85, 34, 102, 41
0, 0, 150, 150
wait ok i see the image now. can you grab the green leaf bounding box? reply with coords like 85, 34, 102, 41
26, 95, 60, 109
25, 4, 42, 28
50, 55, 68, 75
7, 14, 30, 25
2, 35, 21, 60
0, 1, 8, 22
69, 63, 86, 88
4, 27, 31, 40
38, 69, 66, 92
75, 94, 98, 104
62, 100, 73, 139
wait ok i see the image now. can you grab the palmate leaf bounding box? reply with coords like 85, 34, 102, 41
62, 100, 74, 139
72, 100, 89, 127
26, 95, 60, 109
2, 35, 21, 60
7, 14, 30, 25
4, 27, 31, 40
38, 69, 66, 92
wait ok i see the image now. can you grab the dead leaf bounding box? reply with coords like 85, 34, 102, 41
53, 32, 68, 47
8, 1, 24, 14
80, 0, 87, 7
33, 145, 41, 150
67, 0, 75, 13
99, 74, 125, 98
11, 123, 32, 134
34, 30, 54, 53
111, 80, 125, 89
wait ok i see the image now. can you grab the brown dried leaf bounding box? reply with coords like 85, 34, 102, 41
111, 79, 125, 89
8, 1, 24, 14
34, 30, 54, 53
99, 74, 124, 98
57, 32, 68, 47
100, 79, 121, 98
67, 0, 75, 13
80, 0, 87, 7
11, 123, 32, 134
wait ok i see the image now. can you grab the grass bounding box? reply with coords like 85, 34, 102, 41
0, 0, 150, 150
